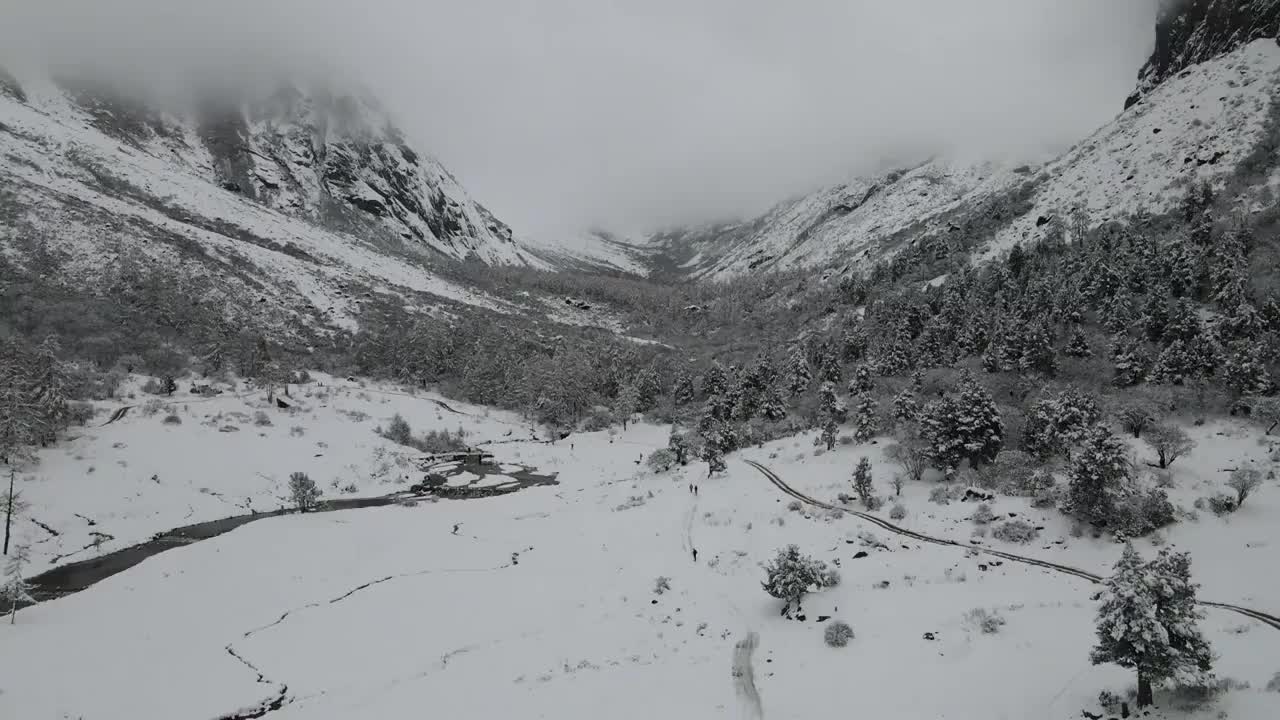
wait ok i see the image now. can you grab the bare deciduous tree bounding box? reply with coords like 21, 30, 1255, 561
1227, 468, 1263, 508
1143, 424, 1194, 469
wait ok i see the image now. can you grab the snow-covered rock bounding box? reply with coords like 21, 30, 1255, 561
1126, 0, 1280, 108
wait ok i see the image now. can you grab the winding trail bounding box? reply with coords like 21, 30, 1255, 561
742, 459, 1280, 632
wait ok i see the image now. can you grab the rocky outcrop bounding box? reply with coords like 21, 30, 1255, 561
47, 75, 524, 263
1126, 0, 1280, 108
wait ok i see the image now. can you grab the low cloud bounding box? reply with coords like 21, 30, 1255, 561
2, 0, 1159, 237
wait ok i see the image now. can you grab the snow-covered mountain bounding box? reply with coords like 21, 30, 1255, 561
1127, 0, 1280, 107
637, 0, 1280, 281
0, 67, 542, 334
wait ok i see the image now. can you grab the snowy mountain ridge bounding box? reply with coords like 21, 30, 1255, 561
0, 67, 548, 335
630, 3, 1280, 281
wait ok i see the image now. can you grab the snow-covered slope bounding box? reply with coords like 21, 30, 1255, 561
643, 36, 1280, 281
649, 160, 1028, 280
4, 378, 1279, 720
0, 68, 540, 332
985, 38, 1280, 259
1127, 0, 1280, 108
522, 229, 656, 277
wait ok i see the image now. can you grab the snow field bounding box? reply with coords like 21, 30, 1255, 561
1, 381, 1279, 719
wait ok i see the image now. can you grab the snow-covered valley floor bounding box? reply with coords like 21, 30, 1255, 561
2, 379, 1279, 720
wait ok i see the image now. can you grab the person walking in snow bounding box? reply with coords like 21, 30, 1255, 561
692, 548, 698, 562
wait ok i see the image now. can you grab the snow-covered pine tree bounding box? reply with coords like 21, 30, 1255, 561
1104, 289, 1136, 334
634, 367, 662, 412
1150, 340, 1196, 385
701, 439, 726, 474
1018, 322, 1058, 376
1220, 342, 1272, 398
614, 383, 641, 429
839, 324, 868, 362
761, 544, 824, 618
784, 347, 812, 397
701, 361, 727, 400
1141, 295, 1169, 344
668, 427, 692, 466
852, 393, 878, 442
952, 374, 1004, 469
852, 457, 874, 509
1064, 324, 1092, 358
758, 385, 787, 422
672, 371, 696, 406
1091, 545, 1213, 708
30, 336, 69, 444
817, 381, 847, 425
0, 363, 38, 466
2, 543, 33, 624
890, 388, 918, 424
819, 354, 843, 384
1110, 334, 1148, 387
820, 417, 839, 452
873, 337, 913, 376
849, 365, 874, 394
1066, 425, 1129, 526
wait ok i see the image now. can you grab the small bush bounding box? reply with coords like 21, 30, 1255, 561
889, 503, 906, 520
289, 425, 306, 437
824, 621, 854, 648
864, 495, 884, 511
819, 567, 841, 588
992, 519, 1039, 544
965, 607, 1006, 634
340, 482, 358, 494
67, 402, 96, 426
288, 472, 321, 512
838, 435, 855, 446
614, 495, 646, 511
837, 493, 853, 505
1098, 690, 1122, 709
162, 413, 182, 425
140, 377, 163, 395
928, 485, 956, 505
647, 448, 677, 473
1031, 487, 1058, 508
254, 410, 273, 427
1111, 487, 1177, 536
140, 398, 166, 417
787, 500, 803, 512
654, 576, 671, 595
382, 413, 414, 445
971, 503, 995, 524
1206, 493, 1237, 516
418, 427, 468, 454
1266, 671, 1280, 693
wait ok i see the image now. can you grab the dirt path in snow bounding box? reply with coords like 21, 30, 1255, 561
743, 459, 1280, 633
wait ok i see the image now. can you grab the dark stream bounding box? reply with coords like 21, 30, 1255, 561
26, 462, 557, 607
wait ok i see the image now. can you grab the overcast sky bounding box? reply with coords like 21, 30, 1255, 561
3, 0, 1160, 238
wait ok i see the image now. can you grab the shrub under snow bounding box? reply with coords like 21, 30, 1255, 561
991, 518, 1039, 544
889, 503, 906, 520
824, 621, 854, 647
965, 607, 1006, 634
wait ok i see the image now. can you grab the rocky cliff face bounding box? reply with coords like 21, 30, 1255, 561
45, 74, 522, 263
1126, 0, 1280, 107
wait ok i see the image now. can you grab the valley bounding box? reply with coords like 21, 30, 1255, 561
4, 2, 1280, 719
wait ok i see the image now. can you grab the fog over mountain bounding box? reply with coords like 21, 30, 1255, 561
3, 0, 1159, 237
